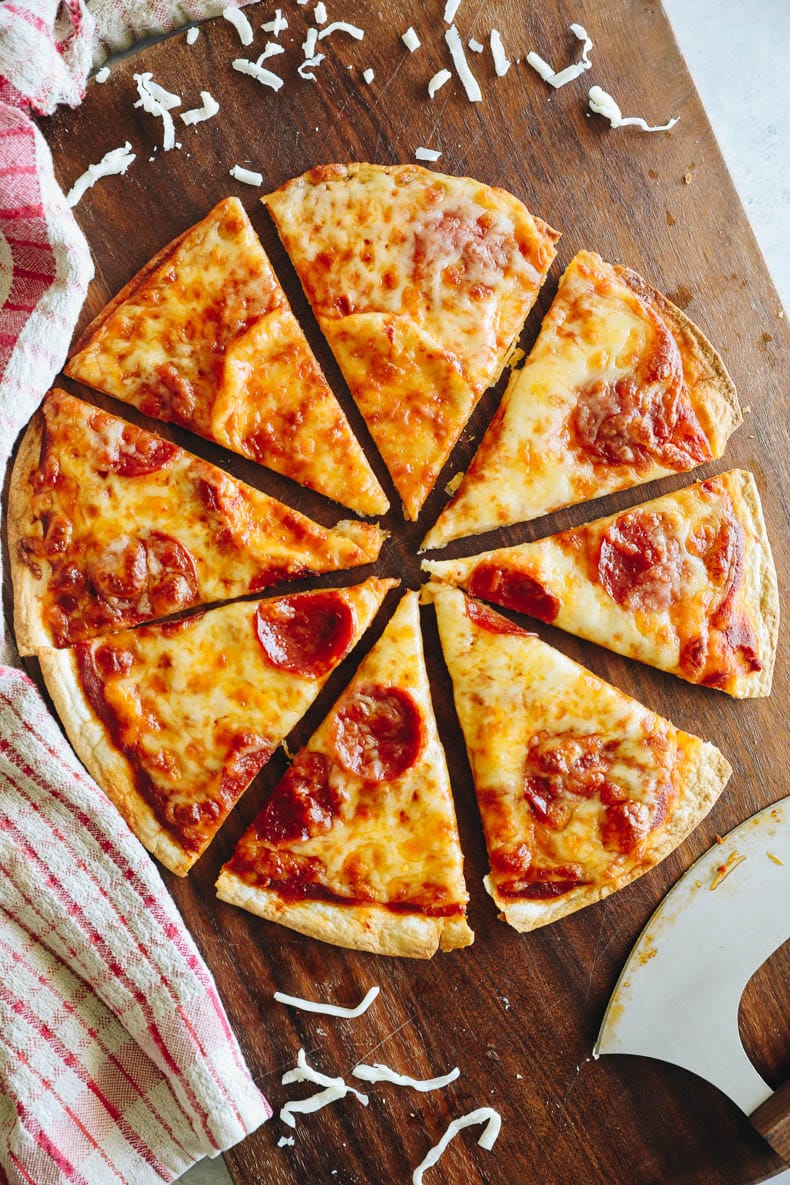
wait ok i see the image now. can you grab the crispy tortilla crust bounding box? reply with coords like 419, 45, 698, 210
215, 868, 474, 958
616, 265, 742, 457
728, 469, 779, 697
7, 411, 49, 657
487, 738, 732, 933
37, 647, 196, 876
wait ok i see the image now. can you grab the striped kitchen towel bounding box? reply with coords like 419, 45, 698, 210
0, 2, 270, 1183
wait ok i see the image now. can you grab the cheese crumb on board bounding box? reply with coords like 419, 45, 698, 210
443, 0, 462, 23
280, 1049, 369, 1129
65, 142, 136, 207
181, 91, 219, 125
298, 54, 325, 79
133, 73, 180, 151
468, 38, 483, 52
314, 1, 328, 24
428, 68, 451, 98
490, 29, 510, 76
362, 67, 375, 83
588, 84, 678, 131
262, 7, 288, 36
352, 1061, 460, 1091
223, 5, 254, 45
185, 26, 199, 44
229, 164, 264, 185
445, 25, 482, 102
412, 1108, 502, 1185
232, 57, 284, 90
257, 41, 285, 61
526, 22, 593, 89
302, 26, 319, 56
318, 21, 365, 40
277, 1136, 295, 1147
402, 26, 420, 52
274, 985, 380, 1017
415, 146, 441, 161
94, 66, 110, 83
444, 471, 464, 496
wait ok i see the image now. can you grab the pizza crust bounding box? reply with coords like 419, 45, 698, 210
215, 868, 474, 958
7, 411, 50, 657
728, 469, 780, 697
37, 647, 196, 876
487, 738, 732, 932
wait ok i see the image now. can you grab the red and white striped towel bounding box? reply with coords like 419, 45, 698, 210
0, 2, 270, 1183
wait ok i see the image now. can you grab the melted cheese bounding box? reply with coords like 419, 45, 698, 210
422, 250, 734, 548
64, 198, 387, 515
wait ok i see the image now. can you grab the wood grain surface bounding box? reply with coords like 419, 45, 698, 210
19, 2, 789, 1183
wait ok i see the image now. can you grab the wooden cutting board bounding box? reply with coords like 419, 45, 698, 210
28, 2, 789, 1182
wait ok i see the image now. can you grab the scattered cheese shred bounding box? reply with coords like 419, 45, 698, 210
257, 41, 285, 61
767, 851, 785, 866
352, 1061, 460, 1091
318, 21, 365, 40
362, 67, 375, 83
588, 84, 678, 132
94, 66, 110, 83
526, 22, 593, 89
277, 1135, 295, 1148
232, 57, 284, 90
468, 38, 483, 52
223, 5, 254, 45
229, 164, 263, 185
490, 29, 510, 77
402, 27, 421, 52
274, 985, 380, 1017
262, 7, 288, 36
185, 26, 199, 44
302, 26, 319, 56
181, 91, 219, 125
444, 471, 464, 496
415, 147, 442, 162
443, 0, 462, 23
445, 25, 481, 102
298, 54, 325, 79
428, 68, 451, 98
314, 1, 327, 25
710, 849, 747, 890
133, 72, 180, 151
412, 1108, 502, 1185
280, 1049, 369, 1129
65, 142, 136, 207
570, 22, 593, 67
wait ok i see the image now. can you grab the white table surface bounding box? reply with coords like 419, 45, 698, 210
178, 3, 789, 1183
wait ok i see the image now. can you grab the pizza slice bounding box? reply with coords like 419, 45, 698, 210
426, 583, 731, 932
9, 389, 385, 653
422, 250, 742, 549
64, 196, 387, 516
264, 163, 560, 520
38, 578, 396, 875
217, 590, 473, 958
425, 471, 779, 698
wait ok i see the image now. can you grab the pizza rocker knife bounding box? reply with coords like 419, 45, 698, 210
594, 796, 790, 1164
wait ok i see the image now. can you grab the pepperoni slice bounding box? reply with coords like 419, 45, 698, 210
258, 751, 337, 844
255, 591, 355, 679
599, 799, 653, 855
597, 511, 683, 613
90, 537, 148, 602
145, 533, 199, 616
465, 598, 534, 637
333, 684, 424, 782
113, 430, 177, 478
468, 562, 560, 623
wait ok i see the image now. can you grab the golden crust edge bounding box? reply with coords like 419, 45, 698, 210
488, 737, 732, 933
726, 469, 780, 697
215, 869, 474, 958
37, 647, 196, 876
7, 410, 51, 656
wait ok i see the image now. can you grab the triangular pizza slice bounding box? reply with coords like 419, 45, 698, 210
264, 163, 559, 520
9, 390, 385, 653
64, 196, 387, 516
217, 590, 473, 958
422, 251, 742, 548
427, 584, 731, 932
425, 471, 779, 698
38, 578, 395, 875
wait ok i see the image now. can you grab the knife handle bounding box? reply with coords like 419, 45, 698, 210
751, 1079, 790, 1164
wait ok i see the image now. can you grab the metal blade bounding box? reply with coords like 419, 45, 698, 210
594, 796, 790, 1116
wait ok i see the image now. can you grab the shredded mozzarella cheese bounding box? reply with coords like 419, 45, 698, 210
302, 26, 319, 56
352, 1061, 460, 1091
415, 146, 442, 161
317, 21, 365, 40
570, 22, 593, 66
280, 1049, 369, 1129
181, 91, 219, 125
232, 57, 284, 90
65, 142, 135, 207
277, 1136, 295, 1148
402, 27, 420, 52
94, 66, 110, 83
427, 68, 451, 98
185, 26, 199, 44
223, 5, 254, 45
262, 7, 288, 36
133, 73, 180, 151
298, 54, 325, 79
490, 29, 510, 76
468, 38, 483, 52
443, 0, 462, 23
362, 67, 375, 83
229, 164, 263, 185
412, 1108, 502, 1185
526, 23, 593, 89
273, 985, 380, 1017
257, 42, 285, 62
314, 1, 327, 24
588, 84, 678, 131
445, 25, 481, 102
